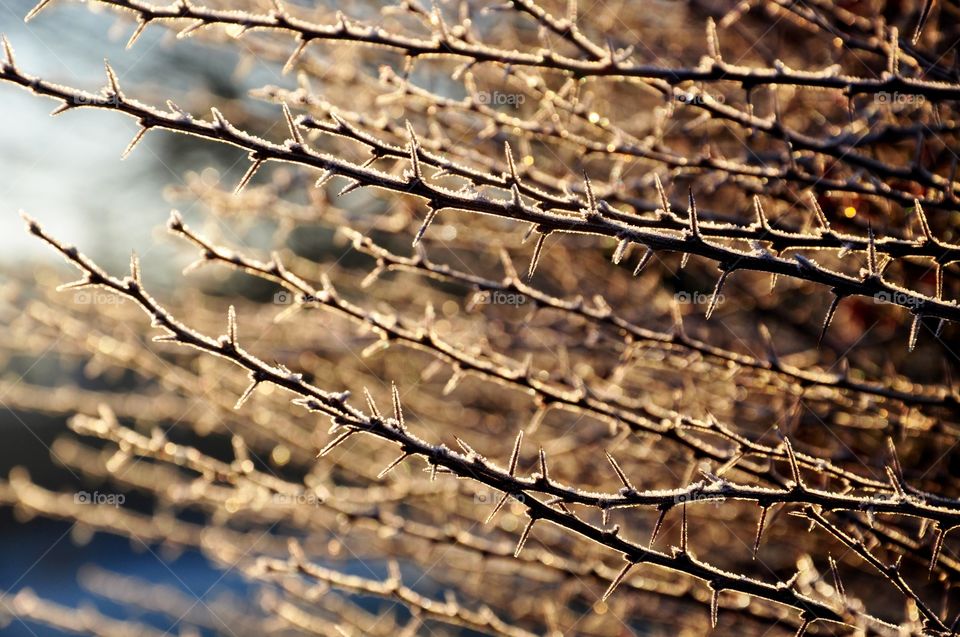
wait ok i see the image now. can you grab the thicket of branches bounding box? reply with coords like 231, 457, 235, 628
2, 0, 960, 634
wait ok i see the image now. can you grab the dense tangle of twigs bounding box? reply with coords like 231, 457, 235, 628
2, 0, 960, 635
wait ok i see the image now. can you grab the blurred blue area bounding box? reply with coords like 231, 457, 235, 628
0, 3, 295, 634
0, 0, 294, 272
0, 3, 465, 634
1, 516, 251, 637
0, 410, 251, 635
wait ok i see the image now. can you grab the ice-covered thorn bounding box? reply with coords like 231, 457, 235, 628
527, 233, 547, 281
705, 269, 729, 320
129, 251, 141, 285
510, 184, 523, 208
930, 526, 947, 575
818, 293, 842, 346
499, 428, 522, 476
317, 430, 355, 457
412, 206, 439, 247
753, 195, 770, 231
405, 120, 422, 181
884, 466, 906, 498
314, 170, 334, 189
177, 19, 205, 39
103, 59, 122, 97
235, 155, 264, 193
56, 277, 93, 292
908, 314, 922, 352
0, 36, 17, 74
49, 101, 72, 117
885, 437, 904, 480
602, 560, 635, 601
166, 99, 189, 119
687, 188, 700, 238
126, 17, 148, 49
377, 452, 410, 479
504, 140, 519, 183
210, 107, 229, 130
582, 170, 598, 216
828, 555, 846, 603
234, 374, 260, 410
866, 224, 879, 276
653, 174, 670, 214
24, 0, 53, 22
152, 330, 178, 344
914, 199, 933, 242
391, 382, 406, 431
709, 585, 720, 627
283, 38, 309, 75
783, 569, 801, 589
753, 505, 769, 559
484, 492, 510, 525
781, 437, 803, 487
679, 503, 689, 552
226, 305, 238, 345
337, 179, 363, 197
537, 447, 549, 482
514, 517, 536, 557
612, 238, 629, 265
633, 246, 654, 275
282, 102, 305, 145
121, 126, 148, 160
605, 451, 635, 492
808, 193, 829, 231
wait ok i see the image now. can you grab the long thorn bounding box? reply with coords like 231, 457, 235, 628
602, 561, 635, 601
514, 517, 535, 557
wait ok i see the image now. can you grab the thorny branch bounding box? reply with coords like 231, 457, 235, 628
4, 1, 960, 634
22, 214, 866, 632
165, 211, 934, 498
32, 0, 960, 101
1, 56, 958, 336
